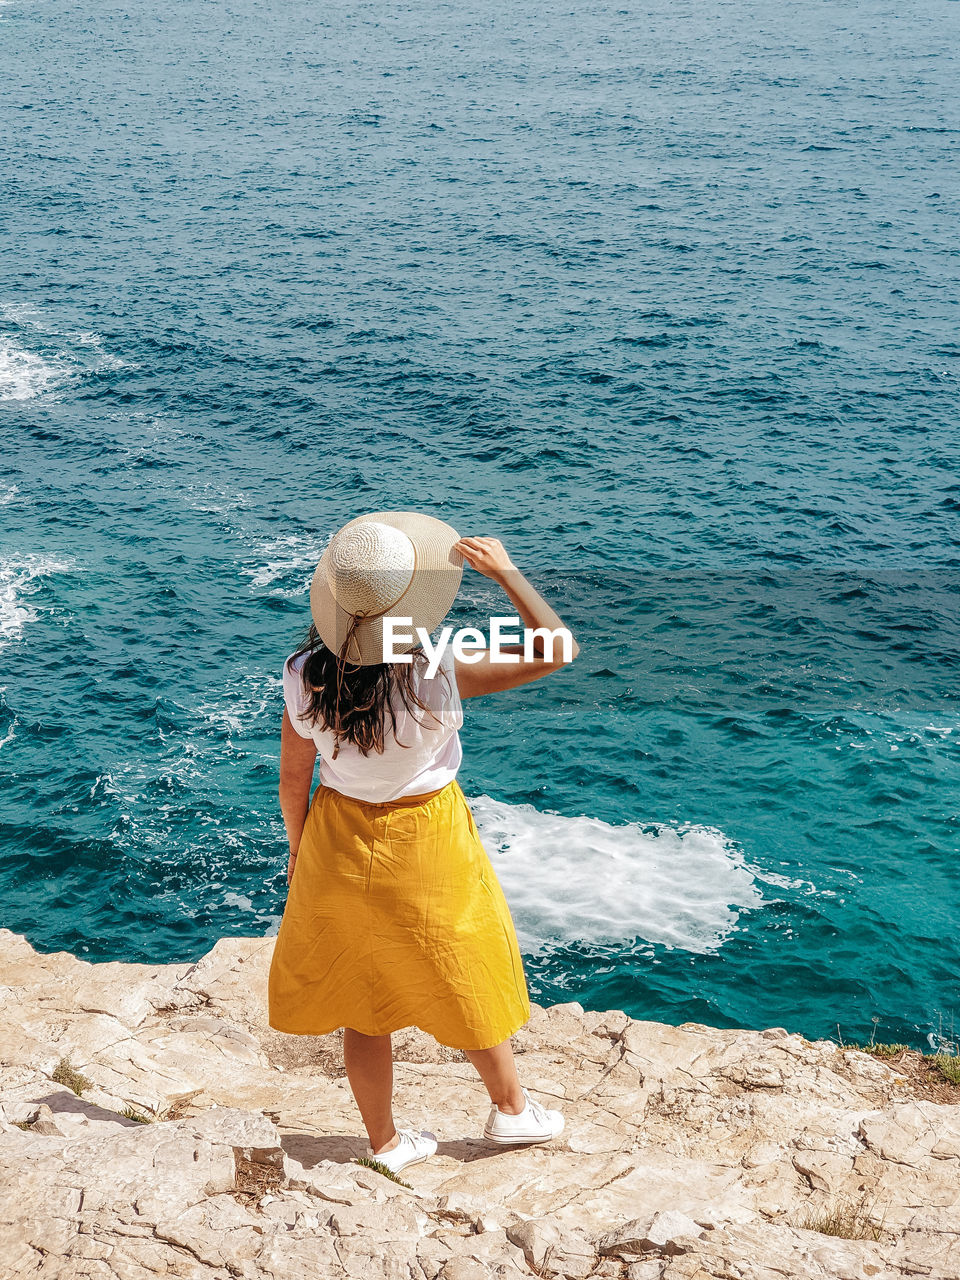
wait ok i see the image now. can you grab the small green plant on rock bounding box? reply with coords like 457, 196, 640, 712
862, 1042, 908, 1058
118, 1106, 152, 1124
354, 1156, 413, 1189
51, 1057, 92, 1097
926, 1010, 960, 1086
933, 1053, 960, 1086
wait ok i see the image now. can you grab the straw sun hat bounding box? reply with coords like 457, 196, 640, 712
310, 511, 464, 666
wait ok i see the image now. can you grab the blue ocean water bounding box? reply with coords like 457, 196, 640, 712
1, 0, 958, 1052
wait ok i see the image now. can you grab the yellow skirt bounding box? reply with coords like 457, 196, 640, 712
267, 779, 531, 1051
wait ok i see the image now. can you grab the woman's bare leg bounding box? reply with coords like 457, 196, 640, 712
343, 1028, 398, 1153
464, 1039, 526, 1114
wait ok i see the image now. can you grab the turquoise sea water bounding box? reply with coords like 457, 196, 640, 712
1, 0, 958, 1051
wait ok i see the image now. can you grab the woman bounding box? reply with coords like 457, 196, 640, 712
268, 511, 579, 1175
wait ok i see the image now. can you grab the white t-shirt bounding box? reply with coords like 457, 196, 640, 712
282, 646, 464, 803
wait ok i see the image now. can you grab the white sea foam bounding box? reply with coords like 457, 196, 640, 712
0, 336, 71, 402
0, 555, 72, 649
752, 867, 836, 896
182, 483, 249, 517
195, 674, 280, 737
469, 795, 766, 955
0, 485, 18, 506
242, 533, 324, 595
0, 303, 128, 402
927, 1026, 959, 1056
74, 330, 126, 371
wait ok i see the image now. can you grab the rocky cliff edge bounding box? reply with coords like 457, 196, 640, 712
1, 929, 958, 1279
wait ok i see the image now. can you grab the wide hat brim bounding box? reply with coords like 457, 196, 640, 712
310, 511, 464, 666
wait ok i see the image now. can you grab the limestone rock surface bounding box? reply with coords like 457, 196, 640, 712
1, 928, 958, 1279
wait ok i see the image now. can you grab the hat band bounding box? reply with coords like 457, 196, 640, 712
335, 545, 422, 668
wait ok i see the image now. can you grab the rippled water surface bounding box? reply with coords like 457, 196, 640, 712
2, 0, 959, 1050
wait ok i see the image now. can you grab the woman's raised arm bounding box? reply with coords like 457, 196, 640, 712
452, 536, 579, 699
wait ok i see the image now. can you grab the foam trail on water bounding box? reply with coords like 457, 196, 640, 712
0, 555, 72, 649
0, 303, 127, 400
0, 337, 70, 402
242, 533, 325, 595
469, 795, 766, 955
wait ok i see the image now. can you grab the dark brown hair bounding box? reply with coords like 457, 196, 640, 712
288, 625, 447, 757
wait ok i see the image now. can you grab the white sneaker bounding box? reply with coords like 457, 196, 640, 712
483, 1088, 565, 1145
370, 1128, 437, 1174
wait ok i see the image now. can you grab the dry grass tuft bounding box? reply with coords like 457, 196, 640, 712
233, 1148, 285, 1202
152, 1089, 204, 1122
796, 1191, 886, 1241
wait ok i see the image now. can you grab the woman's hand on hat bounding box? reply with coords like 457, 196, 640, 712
454, 537, 516, 581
